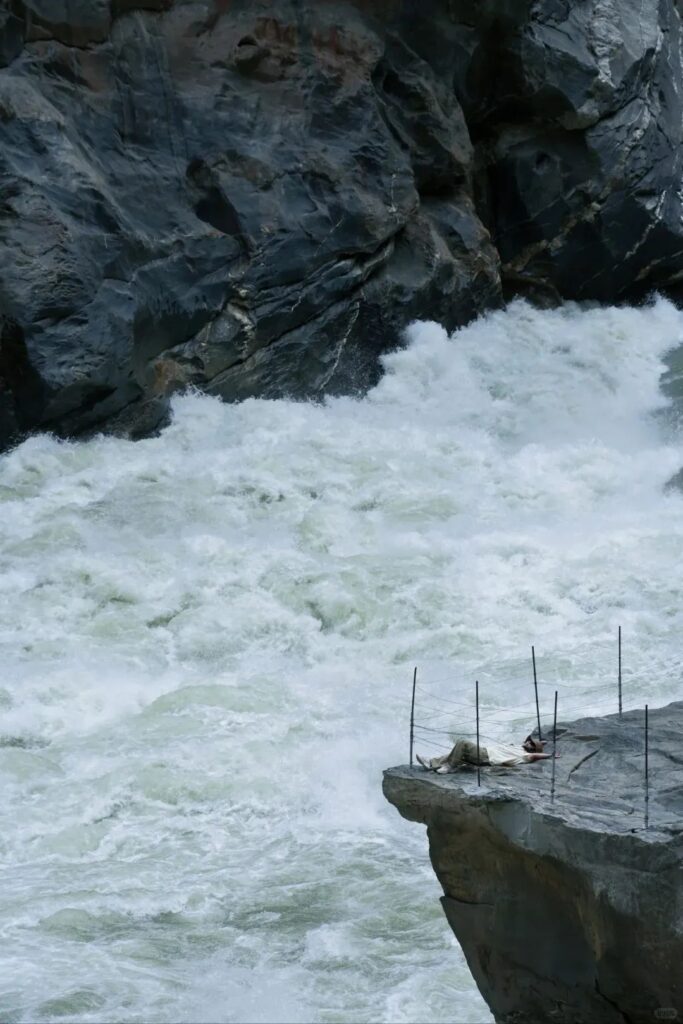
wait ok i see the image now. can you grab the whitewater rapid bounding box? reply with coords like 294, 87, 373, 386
2, 299, 683, 1023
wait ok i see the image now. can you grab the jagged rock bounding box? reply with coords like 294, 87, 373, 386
0, 0, 681, 449
454, 0, 683, 304
383, 701, 683, 1024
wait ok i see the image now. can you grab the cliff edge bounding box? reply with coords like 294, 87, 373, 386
383, 701, 683, 1024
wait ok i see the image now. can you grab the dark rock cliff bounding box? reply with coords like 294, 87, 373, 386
1, 0, 682, 448
383, 701, 683, 1024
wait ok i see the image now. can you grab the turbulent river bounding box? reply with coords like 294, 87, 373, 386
2, 299, 683, 1023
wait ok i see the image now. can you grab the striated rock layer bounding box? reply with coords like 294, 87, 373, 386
383, 701, 683, 1024
1, 1, 682, 447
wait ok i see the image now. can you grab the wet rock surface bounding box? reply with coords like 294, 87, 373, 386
383, 701, 683, 1024
1, 1, 682, 448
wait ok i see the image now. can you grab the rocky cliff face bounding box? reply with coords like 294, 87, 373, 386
383, 701, 683, 1024
1, 1, 682, 448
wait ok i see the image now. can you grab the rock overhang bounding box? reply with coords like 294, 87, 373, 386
384, 701, 683, 1023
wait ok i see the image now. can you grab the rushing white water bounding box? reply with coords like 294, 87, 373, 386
2, 298, 683, 1023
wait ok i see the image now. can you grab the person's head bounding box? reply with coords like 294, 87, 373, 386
522, 734, 545, 753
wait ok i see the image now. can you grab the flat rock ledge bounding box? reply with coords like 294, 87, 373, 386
383, 701, 683, 1024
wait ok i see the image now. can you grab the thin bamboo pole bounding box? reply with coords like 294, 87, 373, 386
645, 703, 649, 829
532, 646, 543, 741
475, 680, 481, 787
409, 667, 417, 766
551, 690, 558, 803
618, 626, 622, 716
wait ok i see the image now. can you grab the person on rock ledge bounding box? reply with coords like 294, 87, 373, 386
416, 735, 555, 772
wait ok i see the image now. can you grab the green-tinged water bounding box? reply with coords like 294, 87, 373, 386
2, 299, 683, 1022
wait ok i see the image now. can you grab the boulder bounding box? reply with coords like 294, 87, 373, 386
383, 701, 683, 1024
0, 0, 681, 449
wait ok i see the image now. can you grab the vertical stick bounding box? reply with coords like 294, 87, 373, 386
551, 690, 558, 803
475, 679, 481, 787
618, 626, 622, 717
409, 667, 417, 766
532, 646, 543, 741
645, 703, 649, 830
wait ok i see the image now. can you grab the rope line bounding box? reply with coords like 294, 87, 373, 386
415, 676, 617, 695
412, 738, 455, 752
416, 683, 616, 705
414, 685, 474, 710
413, 724, 458, 736
413, 689, 643, 724
414, 725, 544, 746
414, 703, 466, 719
408, 655, 666, 832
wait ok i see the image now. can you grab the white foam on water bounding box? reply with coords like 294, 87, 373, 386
1, 298, 683, 1022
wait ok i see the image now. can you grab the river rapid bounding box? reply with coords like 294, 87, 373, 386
2, 299, 683, 1023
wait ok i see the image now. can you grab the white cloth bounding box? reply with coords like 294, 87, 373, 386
483, 741, 529, 766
